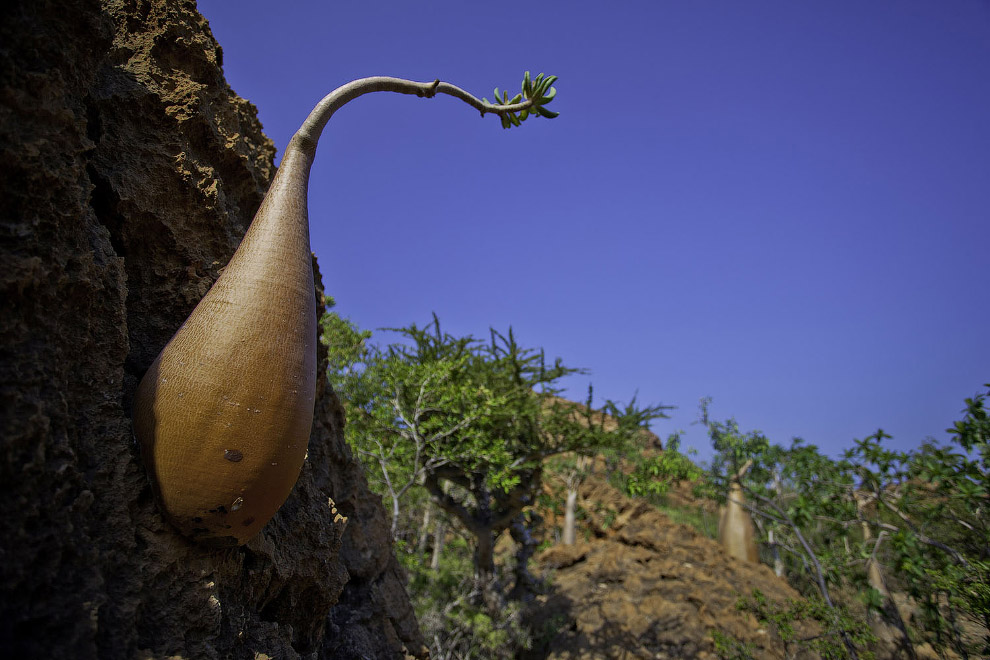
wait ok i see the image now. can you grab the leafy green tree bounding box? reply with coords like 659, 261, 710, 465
323, 312, 667, 600
320, 296, 371, 386
405, 531, 533, 659
619, 430, 702, 499
695, 387, 990, 659
844, 385, 990, 658
696, 402, 892, 660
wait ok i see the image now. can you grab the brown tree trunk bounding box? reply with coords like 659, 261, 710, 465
859, 505, 916, 659
474, 529, 496, 584
430, 519, 446, 571
417, 502, 433, 555
508, 513, 540, 601
769, 528, 784, 577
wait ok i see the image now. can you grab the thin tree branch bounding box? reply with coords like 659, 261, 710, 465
295, 76, 537, 153
425, 472, 484, 535
872, 496, 970, 566
745, 488, 861, 660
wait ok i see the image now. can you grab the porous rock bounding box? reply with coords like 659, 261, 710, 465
0, 0, 424, 657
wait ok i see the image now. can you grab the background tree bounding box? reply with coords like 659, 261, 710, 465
692, 389, 990, 659
843, 385, 990, 658
324, 312, 668, 597
690, 401, 881, 659
546, 387, 674, 545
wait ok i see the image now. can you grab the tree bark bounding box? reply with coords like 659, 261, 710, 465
417, 501, 433, 555
563, 488, 578, 545
474, 529, 496, 584
508, 513, 540, 601
424, 466, 542, 599
860, 518, 917, 659
390, 491, 401, 539
430, 519, 446, 571
719, 462, 760, 564
769, 528, 784, 577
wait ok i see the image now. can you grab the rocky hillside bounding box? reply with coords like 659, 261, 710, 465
526, 468, 935, 659
0, 0, 424, 657
526, 471, 812, 659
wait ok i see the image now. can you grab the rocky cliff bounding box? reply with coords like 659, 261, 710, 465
529, 468, 929, 659
0, 0, 424, 657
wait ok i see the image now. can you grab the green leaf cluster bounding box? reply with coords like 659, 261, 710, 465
403, 535, 533, 658
331, 312, 665, 494
319, 308, 371, 390
711, 628, 757, 660
727, 589, 876, 660
840, 388, 990, 656
621, 434, 702, 499
484, 71, 559, 128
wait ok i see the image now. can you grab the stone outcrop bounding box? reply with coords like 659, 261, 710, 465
0, 0, 423, 657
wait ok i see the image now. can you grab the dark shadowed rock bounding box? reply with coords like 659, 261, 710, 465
0, 0, 424, 657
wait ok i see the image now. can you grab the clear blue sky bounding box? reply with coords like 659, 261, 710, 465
198, 0, 989, 461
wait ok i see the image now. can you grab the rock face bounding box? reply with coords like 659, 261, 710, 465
0, 0, 424, 657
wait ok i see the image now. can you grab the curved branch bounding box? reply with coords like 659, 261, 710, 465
874, 520, 969, 566
425, 472, 482, 534
294, 76, 537, 153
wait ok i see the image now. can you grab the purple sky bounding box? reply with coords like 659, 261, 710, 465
197, 0, 990, 461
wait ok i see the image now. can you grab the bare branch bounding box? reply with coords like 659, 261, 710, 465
874, 496, 970, 566
743, 488, 861, 659
295, 76, 539, 154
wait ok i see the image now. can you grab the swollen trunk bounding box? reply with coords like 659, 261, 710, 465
718, 482, 759, 563
133, 143, 317, 547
